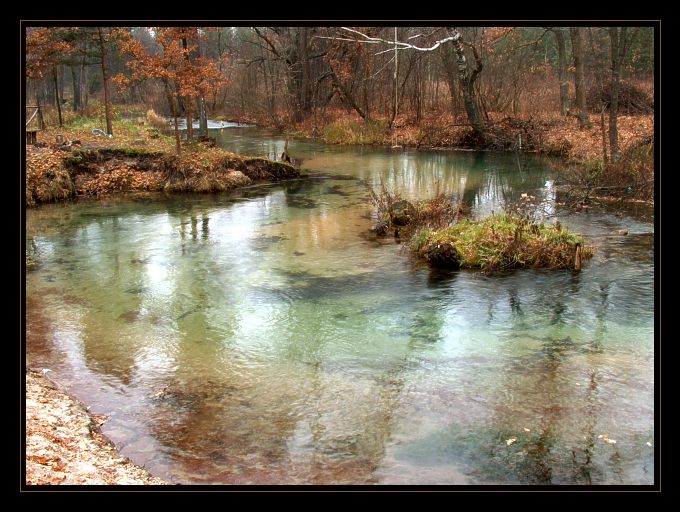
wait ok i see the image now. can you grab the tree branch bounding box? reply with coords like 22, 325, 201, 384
314, 27, 460, 55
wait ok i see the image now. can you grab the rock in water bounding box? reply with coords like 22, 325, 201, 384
390, 199, 413, 226
425, 243, 461, 269
374, 221, 389, 237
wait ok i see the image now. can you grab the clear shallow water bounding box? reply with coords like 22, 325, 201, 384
25, 129, 655, 485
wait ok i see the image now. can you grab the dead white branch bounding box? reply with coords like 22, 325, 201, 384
314, 27, 461, 56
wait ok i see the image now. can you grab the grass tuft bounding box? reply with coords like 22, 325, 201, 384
411, 213, 592, 272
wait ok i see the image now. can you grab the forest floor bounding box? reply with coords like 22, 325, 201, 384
24, 369, 168, 486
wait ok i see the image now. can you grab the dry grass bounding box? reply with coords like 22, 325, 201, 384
145, 109, 168, 131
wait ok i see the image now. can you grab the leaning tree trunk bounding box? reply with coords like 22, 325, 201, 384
449, 30, 490, 145
609, 27, 627, 162
569, 27, 590, 129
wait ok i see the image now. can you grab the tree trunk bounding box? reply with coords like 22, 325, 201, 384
197, 95, 208, 136
569, 27, 590, 128
71, 65, 80, 112
59, 64, 65, 102
186, 99, 193, 140
609, 27, 627, 162
97, 28, 113, 136
52, 66, 62, 127
440, 42, 460, 116
164, 80, 181, 155
81, 60, 89, 112
600, 104, 609, 165
390, 27, 398, 129
450, 30, 489, 144
551, 28, 570, 116
181, 36, 193, 140
299, 27, 312, 119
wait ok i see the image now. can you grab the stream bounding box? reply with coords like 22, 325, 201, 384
25, 126, 655, 485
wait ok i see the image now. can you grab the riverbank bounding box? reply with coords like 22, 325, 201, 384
280, 109, 652, 157
26, 121, 299, 206
282, 110, 654, 202
25, 369, 167, 485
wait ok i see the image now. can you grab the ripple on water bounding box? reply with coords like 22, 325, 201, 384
25, 135, 654, 485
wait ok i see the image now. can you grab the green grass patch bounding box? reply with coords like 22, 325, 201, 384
411, 213, 593, 272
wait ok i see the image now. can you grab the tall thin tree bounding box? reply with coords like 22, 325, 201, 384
608, 27, 628, 162
570, 27, 590, 128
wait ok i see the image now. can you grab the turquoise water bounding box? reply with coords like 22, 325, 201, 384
25, 129, 655, 485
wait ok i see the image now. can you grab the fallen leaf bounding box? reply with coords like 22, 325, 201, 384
506, 437, 517, 446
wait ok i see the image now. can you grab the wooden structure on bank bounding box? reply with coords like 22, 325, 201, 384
26, 105, 44, 145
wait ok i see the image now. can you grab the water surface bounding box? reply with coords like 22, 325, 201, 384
25, 129, 655, 485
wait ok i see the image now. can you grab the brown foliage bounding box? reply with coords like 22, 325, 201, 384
25, 28, 73, 79
26, 147, 75, 205
586, 80, 654, 114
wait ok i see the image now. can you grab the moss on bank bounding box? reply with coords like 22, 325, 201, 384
411, 213, 592, 272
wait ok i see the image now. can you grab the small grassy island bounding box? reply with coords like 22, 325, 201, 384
371, 187, 592, 272
411, 214, 592, 272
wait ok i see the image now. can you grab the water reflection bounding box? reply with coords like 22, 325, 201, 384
25, 129, 654, 485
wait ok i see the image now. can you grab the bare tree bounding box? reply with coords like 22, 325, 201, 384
95, 28, 115, 135
548, 28, 570, 116
318, 27, 489, 143
448, 29, 488, 143
569, 27, 590, 128
608, 27, 628, 162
